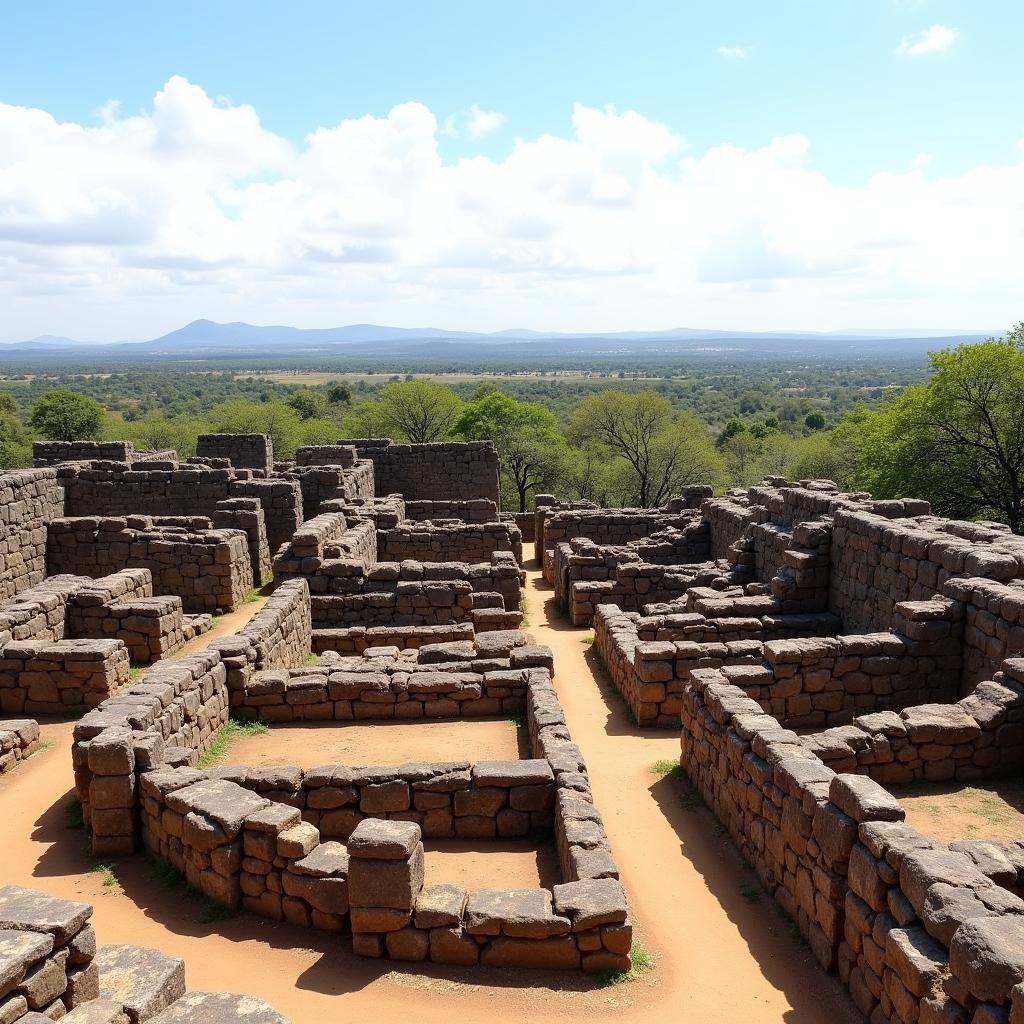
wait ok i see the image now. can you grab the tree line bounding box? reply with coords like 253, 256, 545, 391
4, 324, 1024, 530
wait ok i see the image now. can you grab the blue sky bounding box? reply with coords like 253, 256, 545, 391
1, 1, 1022, 339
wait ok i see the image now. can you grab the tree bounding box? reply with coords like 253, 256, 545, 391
29, 389, 103, 441
569, 390, 723, 507
849, 326, 1024, 531
454, 391, 568, 512
805, 412, 826, 431
326, 382, 353, 406
0, 412, 31, 469
208, 399, 305, 458
288, 390, 327, 420
344, 381, 462, 444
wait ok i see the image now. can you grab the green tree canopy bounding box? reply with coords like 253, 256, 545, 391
849, 326, 1024, 531
208, 398, 305, 458
28, 388, 103, 441
454, 391, 568, 512
569, 389, 723, 507
344, 380, 462, 444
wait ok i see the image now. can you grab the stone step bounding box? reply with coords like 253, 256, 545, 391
95, 945, 185, 1024
148, 991, 286, 1024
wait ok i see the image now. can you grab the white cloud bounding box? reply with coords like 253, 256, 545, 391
440, 105, 506, 139
716, 46, 748, 59
896, 25, 958, 57
1, 76, 1022, 339
464, 105, 506, 138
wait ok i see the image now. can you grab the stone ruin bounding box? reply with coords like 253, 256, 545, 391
9, 431, 1024, 1017
0, 882, 286, 1023
0, 431, 629, 1014
535, 477, 1024, 1021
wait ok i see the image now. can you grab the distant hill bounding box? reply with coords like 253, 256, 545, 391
0, 318, 998, 360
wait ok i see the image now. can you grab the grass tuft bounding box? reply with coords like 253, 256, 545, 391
595, 943, 654, 987
92, 863, 118, 888
149, 856, 184, 889
129, 663, 148, 681
507, 710, 527, 730
650, 759, 681, 777
147, 856, 236, 923
198, 718, 269, 769
739, 882, 762, 903
580, 634, 594, 646
65, 797, 84, 830
303, 651, 320, 665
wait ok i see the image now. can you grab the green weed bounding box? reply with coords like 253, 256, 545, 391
198, 719, 269, 769
65, 798, 84, 830
92, 863, 118, 888
595, 943, 654, 987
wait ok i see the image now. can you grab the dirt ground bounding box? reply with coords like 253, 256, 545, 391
0, 564, 865, 1023
225, 717, 527, 768
891, 776, 1024, 843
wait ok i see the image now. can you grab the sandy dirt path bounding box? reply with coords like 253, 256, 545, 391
0, 565, 862, 1023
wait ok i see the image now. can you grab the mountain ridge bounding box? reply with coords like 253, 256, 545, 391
0, 318, 998, 353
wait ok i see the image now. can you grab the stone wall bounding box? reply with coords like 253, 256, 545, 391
0, 884, 98, 1019
681, 665, 909, 970
195, 433, 274, 473
311, 622, 475, 655
201, 757, 555, 841
0, 718, 40, 775
34, 440, 144, 465
0, 638, 130, 715
71, 580, 310, 854
403, 499, 499, 523
378, 521, 522, 565
802, 657, 1024, 784
72, 616, 632, 973
47, 517, 253, 614
213, 497, 272, 585
236, 637, 545, 723
0, 469, 64, 602
294, 444, 357, 468
340, 439, 501, 506
593, 603, 840, 726
56, 463, 303, 555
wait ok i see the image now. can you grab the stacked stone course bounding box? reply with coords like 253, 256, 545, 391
47, 516, 253, 614
340, 439, 501, 506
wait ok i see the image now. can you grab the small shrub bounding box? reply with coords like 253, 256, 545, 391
92, 863, 118, 888
596, 943, 654, 987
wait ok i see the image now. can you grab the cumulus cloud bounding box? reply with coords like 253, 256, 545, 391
441, 104, 506, 139
1, 75, 1022, 338
896, 25, 958, 57
716, 46, 748, 59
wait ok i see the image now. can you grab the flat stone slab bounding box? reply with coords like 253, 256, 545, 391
552, 879, 628, 931
0, 886, 92, 945
96, 944, 186, 1024
464, 889, 570, 938
414, 885, 467, 929
164, 780, 269, 839
290, 842, 349, 878
62, 1000, 131, 1024
471, 761, 553, 787
347, 820, 421, 860
902, 704, 982, 744
0, 929, 53, 996
829, 774, 905, 824
147, 992, 286, 1024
